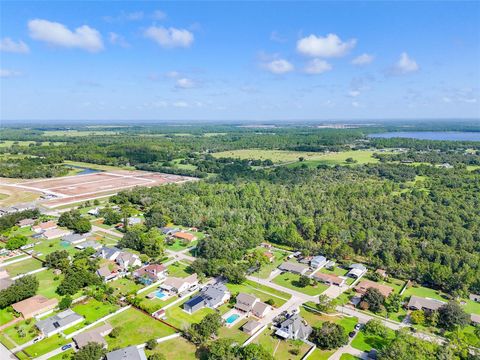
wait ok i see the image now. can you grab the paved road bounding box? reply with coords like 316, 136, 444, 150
0, 342, 18, 360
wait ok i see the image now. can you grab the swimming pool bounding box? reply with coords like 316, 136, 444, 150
155, 290, 167, 299
225, 314, 240, 324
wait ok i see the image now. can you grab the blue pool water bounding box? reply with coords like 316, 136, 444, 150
155, 290, 167, 299
225, 314, 240, 324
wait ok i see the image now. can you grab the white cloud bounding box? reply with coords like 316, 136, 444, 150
145, 26, 194, 48
264, 59, 294, 74
0, 38, 30, 53
152, 10, 167, 20
109, 32, 130, 48
297, 33, 356, 57
349, 90, 361, 97
392, 52, 419, 74
304, 59, 332, 74
0, 69, 22, 78
352, 53, 374, 65
176, 78, 195, 89
28, 19, 103, 52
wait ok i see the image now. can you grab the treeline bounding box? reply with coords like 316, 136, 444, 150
375, 150, 480, 166
0, 156, 68, 178
0, 209, 40, 231
111, 164, 480, 296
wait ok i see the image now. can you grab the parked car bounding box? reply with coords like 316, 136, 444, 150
354, 323, 362, 331
61, 344, 72, 351
349, 331, 356, 338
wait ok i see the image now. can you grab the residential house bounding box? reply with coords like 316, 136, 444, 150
469, 294, 480, 303
313, 272, 345, 287
62, 233, 89, 245
160, 227, 179, 236
73, 323, 113, 349
127, 217, 142, 226
161, 273, 198, 294
96, 247, 121, 261
116, 251, 141, 269
347, 264, 367, 278
310, 255, 328, 269
275, 314, 312, 340
32, 221, 57, 233
252, 301, 271, 318
173, 231, 197, 243
75, 240, 102, 251
355, 280, 394, 298
87, 208, 100, 216
407, 296, 446, 312
106, 346, 147, 360
97, 263, 121, 282
242, 320, 262, 335
263, 251, 274, 262
42, 228, 72, 240
35, 309, 84, 337
234, 292, 271, 318
278, 262, 309, 275
183, 283, 230, 313
12, 295, 58, 319
133, 264, 167, 285
17, 218, 35, 227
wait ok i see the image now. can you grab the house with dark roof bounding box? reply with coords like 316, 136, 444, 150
407, 296, 446, 312
313, 272, 345, 286
133, 264, 167, 285
62, 233, 89, 245
73, 324, 113, 349
183, 283, 230, 313
36, 309, 84, 337
159, 227, 179, 235
242, 320, 262, 335
278, 262, 309, 275
275, 314, 312, 340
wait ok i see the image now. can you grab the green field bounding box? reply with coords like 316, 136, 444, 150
42, 130, 117, 137
104, 308, 176, 348
226, 280, 290, 307
0, 140, 63, 147
272, 272, 329, 296
33, 238, 79, 260
110, 277, 144, 296
35, 269, 63, 299
167, 261, 193, 278
350, 328, 395, 352
3, 258, 44, 276
212, 149, 383, 166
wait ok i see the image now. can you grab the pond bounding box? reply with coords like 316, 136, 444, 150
369, 131, 480, 141
66, 165, 101, 175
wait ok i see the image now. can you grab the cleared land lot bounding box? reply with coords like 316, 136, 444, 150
0, 184, 40, 207
212, 149, 384, 166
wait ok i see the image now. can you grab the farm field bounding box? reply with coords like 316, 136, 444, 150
212, 149, 384, 166
272, 272, 329, 296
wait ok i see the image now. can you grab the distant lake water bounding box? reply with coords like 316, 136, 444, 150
369, 131, 480, 141
66, 165, 100, 175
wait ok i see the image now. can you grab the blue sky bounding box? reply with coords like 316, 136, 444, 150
1, 1, 479, 122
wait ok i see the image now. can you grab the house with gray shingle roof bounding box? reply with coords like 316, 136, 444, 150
106, 346, 147, 360
36, 309, 84, 337
275, 314, 312, 340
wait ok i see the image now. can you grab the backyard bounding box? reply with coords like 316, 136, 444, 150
273, 272, 329, 296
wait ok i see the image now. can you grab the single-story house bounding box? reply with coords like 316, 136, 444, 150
73, 323, 113, 349
173, 231, 197, 243
313, 272, 345, 287
96, 247, 121, 261
18, 218, 36, 227
407, 296, 446, 312
12, 295, 59, 319
115, 251, 141, 269
32, 221, 57, 233
160, 227, 179, 236
97, 263, 121, 282
347, 268, 366, 279
355, 280, 394, 298
235, 293, 258, 313
161, 273, 198, 294
127, 217, 142, 226
75, 240, 102, 251
252, 301, 271, 318
36, 309, 84, 337
310, 255, 328, 269
469, 294, 480, 303
263, 251, 275, 262
42, 228, 72, 240
471, 314, 480, 325
133, 264, 167, 285
242, 320, 262, 335
62, 233, 89, 245
275, 314, 312, 340
106, 346, 147, 360
278, 262, 309, 275
183, 282, 230, 314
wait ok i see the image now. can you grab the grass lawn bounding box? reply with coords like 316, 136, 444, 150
252, 249, 288, 279
166, 239, 197, 252
226, 282, 288, 307
0, 319, 39, 348
35, 269, 63, 299
165, 297, 229, 330
145, 336, 197, 360
462, 299, 480, 315
23, 334, 68, 357
33, 239, 79, 260
300, 306, 357, 333
339, 354, 361, 360
4, 258, 44, 276
0, 307, 15, 325
351, 328, 395, 352
72, 298, 118, 323
244, 279, 291, 300
402, 285, 448, 302
110, 277, 144, 296
309, 348, 336, 360
218, 317, 251, 345
47, 349, 74, 360
167, 261, 193, 278
104, 308, 176, 348
138, 294, 179, 314
63, 160, 134, 171
272, 272, 328, 296
253, 328, 310, 360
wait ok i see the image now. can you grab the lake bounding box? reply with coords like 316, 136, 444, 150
369, 131, 480, 141
66, 165, 101, 175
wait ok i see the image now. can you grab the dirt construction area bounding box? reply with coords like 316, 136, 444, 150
0, 170, 195, 208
